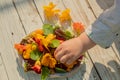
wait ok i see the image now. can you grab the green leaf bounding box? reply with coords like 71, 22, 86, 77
64, 30, 73, 40
43, 24, 54, 36
55, 67, 67, 73
24, 63, 28, 72
41, 67, 50, 80
30, 50, 42, 60
49, 39, 60, 48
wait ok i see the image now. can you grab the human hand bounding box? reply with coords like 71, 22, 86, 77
54, 32, 96, 65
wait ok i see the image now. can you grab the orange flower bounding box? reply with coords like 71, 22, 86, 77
41, 53, 57, 68
49, 58, 57, 68
14, 44, 26, 54
73, 22, 85, 35
43, 2, 60, 20
41, 53, 51, 66
34, 29, 43, 35
29, 29, 43, 38
32, 61, 41, 74
23, 49, 31, 59
59, 9, 71, 22
32, 65, 41, 74
23, 44, 32, 59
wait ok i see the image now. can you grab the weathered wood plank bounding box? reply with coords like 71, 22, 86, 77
87, 46, 120, 80
13, 0, 43, 34
86, 0, 103, 17
0, 0, 30, 80
0, 53, 9, 80
33, 0, 49, 23
112, 40, 120, 61
0, 0, 27, 80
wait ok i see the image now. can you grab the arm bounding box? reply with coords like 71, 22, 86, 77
86, 0, 120, 48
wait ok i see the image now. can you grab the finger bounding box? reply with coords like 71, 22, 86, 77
55, 50, 66, 61
66, 56, 77, 65
60, 54, 71, 63
54, 46, 62, 57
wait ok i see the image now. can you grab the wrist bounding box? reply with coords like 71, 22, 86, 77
77, 32, 96, 51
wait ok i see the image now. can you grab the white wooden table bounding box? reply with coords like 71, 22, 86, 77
0, 0, 120, 80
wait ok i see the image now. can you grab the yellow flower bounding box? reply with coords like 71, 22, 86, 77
35, 60, 41, 66
42, 34, 56, 49
23, 44, 32, 59
43, 2, 60, 20
29, 29, 43, 38
31, 44, 37, 50
41, 53, 51, 66
41, 53, 57, 68
46, 34, 56, 41
59, 9, 71, 22
23, 49, 31, 59
35, 34, 45, 40
49, 58, 57, 68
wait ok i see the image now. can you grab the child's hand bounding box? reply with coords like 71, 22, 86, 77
54, 37, 83, 65
54, 32, 96, 65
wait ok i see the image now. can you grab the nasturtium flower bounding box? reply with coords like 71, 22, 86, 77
23, 44, 32, 59
41, 53, 51, 66
31, 44, 37, 50
41, 53, 57, 68
73, 22, 85, 35
35, 60, 41, 65
49, 58, 57, 68
32, 65, 41, 74
29, 29, 43, 38
25, 44, 32, 49
46, 34, 56, 41
34, 34, 45, 40
23, 49, 31, 59
34, 29, 43, 35
59, 9, 71, 22
32, 61, 41, 74
42, 34, 56, 50
43, 2, 60, 20
32, 31, 56, 50
14, 44, 26, 54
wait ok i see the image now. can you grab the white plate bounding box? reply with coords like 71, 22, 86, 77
18, 55, 82, 78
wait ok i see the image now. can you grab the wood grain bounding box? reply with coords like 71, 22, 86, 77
0, 0, 120, 80
0, 0, 28, 80
0, 54, 8, 80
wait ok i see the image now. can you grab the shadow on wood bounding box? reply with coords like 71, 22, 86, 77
89, 61, 120, 80
0, 0, 32, 13
96, 0, 114, 10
